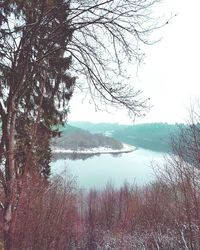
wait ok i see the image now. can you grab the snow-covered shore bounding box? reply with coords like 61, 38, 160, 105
52, 143, 136, 155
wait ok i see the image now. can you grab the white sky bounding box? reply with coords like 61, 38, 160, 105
68, 0, 200, 125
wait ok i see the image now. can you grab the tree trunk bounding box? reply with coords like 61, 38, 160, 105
4, 204, 13, 250
3, 101, 16, 250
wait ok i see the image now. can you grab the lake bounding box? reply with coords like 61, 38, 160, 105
51, 148, 166, 190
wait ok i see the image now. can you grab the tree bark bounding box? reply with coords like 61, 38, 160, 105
3, 100, 16, 250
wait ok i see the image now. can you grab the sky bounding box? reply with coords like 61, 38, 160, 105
68, 0, 200, 125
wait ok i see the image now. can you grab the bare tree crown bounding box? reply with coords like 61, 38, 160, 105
0, 0, 165, 119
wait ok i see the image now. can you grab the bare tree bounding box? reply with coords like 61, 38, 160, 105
154, 103, 200, 249
172, 103, 200, 169
67, 0, 166, 116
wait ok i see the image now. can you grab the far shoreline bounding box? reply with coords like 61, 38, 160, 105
52, 143, 136, 155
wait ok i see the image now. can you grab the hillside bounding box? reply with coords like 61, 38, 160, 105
51, 128, 123, 151
69, 121, 123, 134
112, 123, 182, 153
68, 122, 183, 152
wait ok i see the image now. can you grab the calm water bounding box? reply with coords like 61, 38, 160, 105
51, 148, 165, 190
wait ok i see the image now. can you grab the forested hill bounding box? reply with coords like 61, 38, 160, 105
51, 127, 123, 151
68, 122, 184, 153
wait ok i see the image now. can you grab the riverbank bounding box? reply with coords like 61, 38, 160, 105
52, 143, 136, 155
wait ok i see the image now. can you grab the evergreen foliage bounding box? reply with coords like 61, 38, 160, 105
0, 0, 75, 179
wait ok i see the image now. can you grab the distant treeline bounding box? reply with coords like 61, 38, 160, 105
68, 122, 185, 153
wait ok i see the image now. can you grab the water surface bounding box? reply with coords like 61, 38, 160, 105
51, 148, 165, 190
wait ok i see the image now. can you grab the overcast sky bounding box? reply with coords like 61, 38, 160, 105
68, 0, 200, 125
